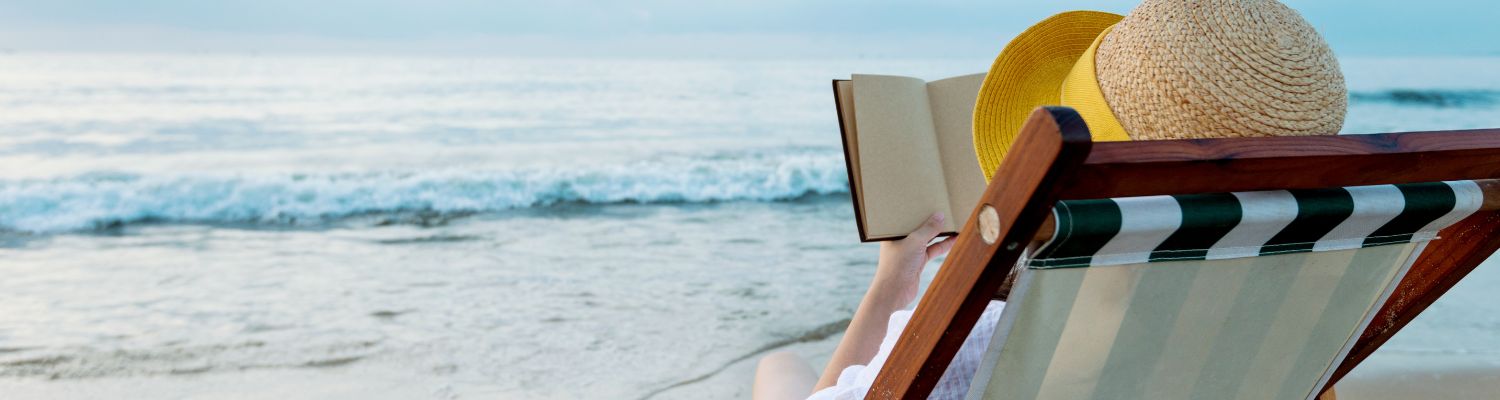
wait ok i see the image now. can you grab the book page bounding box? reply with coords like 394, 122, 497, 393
833, 80, 868, 238
926, 73, 988, 223
852, 74, 954, 238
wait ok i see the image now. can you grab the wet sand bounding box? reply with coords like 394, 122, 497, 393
0, 364, 437, 400
1335, 354, 1500, 399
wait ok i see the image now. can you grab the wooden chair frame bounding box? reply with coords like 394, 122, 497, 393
866, 107, 1500, 399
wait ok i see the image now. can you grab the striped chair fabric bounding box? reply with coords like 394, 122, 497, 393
966, 180, 1483, 400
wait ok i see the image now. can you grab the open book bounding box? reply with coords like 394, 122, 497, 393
833, 73, 988, 242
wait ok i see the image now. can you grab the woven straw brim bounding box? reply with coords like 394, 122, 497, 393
973, 11, 1123, 182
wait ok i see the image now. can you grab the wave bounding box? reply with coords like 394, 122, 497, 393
1350, 89, 1500, 108
0, 151, 850, 233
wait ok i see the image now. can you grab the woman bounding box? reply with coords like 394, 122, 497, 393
753, 212, 1007, 400
754, 0, 1347, 397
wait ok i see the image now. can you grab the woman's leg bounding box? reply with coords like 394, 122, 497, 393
753, 350, 819, 400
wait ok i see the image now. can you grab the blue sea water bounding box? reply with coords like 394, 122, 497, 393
3, 55, 1498, 233
0, 54, 1498, 398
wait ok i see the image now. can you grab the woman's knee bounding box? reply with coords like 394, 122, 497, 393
754, 351, 818, 400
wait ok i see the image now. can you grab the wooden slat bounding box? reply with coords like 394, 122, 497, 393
864, 107, 1093, 399
1059, 128, 1500, 200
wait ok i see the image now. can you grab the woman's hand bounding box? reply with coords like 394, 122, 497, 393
812, 211, 958, 392
872, 212, 956, 309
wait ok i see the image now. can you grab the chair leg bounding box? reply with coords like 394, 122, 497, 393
1317, 386, 1338, 400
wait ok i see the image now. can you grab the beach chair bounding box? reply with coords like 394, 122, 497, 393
865, 107, 1500, 400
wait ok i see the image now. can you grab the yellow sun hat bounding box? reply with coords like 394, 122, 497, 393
973, 0, 1348, 182
972, 11, 1125, 182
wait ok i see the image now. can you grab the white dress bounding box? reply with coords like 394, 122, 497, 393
807, 300, 1006, 400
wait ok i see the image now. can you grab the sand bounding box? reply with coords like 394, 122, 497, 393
5, 343, 1494, 400
0, 364, 438, 399
1335, 354, 1500, 399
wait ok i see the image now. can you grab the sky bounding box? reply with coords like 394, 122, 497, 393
0, 0, 1495, 58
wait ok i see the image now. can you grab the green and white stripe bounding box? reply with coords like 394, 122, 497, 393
1030, 180, 1483, 268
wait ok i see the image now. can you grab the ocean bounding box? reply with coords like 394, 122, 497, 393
1, 54, 1498, 399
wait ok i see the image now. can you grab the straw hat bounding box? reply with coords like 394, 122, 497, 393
973, 0, 1347, 181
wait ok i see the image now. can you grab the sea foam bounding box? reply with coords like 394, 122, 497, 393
0, 151, 849, 233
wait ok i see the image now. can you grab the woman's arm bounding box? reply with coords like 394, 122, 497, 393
814, 212, 956, 391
